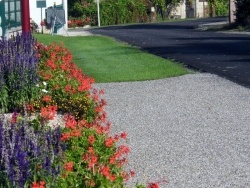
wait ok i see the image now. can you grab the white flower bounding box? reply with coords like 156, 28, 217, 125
43, 81, 47, 86
42, 89, 48, 93
36, 84, 39, 87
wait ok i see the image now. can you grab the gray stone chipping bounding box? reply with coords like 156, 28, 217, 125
94, 73, 250, 188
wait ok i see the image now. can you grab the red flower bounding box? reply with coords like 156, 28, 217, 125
42, 95, 52, 102
54, 84, 60, 90
120, 132, 127, 139
50, 52, 56, 59
104, 137, 114, 148
147, 183, 159, 188
119, 145, 130, 155
26, 104, 34, 112
65, 115, 77, 129
60, 133, 71, 141
89, 180, 95, 187
109, 156, 116, 164
44, 74, 51, 80
46, 59, 56, 69
40, 105, 57, 120
100, 166, 110, 177
64, 161, 74, 172
88, 135, 95, 145
60, 63, 70, 71
130, 170, 135, 178
65, 84, 72, 93
39, 181, 46, 186
11, 112, 18, 124
88, 147, 95, 154
70, 129, 82, 137
31, 180, 46, 188
88, 155, 98, 168
36, 53, 41, 58
108, 174, 117, 182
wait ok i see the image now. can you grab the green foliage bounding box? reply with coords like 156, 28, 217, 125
68, 0, 97, 25
100, 0, 148, 25
68, 0, 149, 26
235, 0, 250, 26
208, 0, 229, 16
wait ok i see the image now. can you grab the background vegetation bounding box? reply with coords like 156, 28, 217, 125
235, 0, 250, 26
207, 0, 229, 17
68, 0, 230, 27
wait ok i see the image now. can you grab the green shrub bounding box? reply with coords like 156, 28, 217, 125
100, 0, 148, 25
68, 0, 149, 26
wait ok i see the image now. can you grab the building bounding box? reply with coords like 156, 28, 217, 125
171, 0, 209, 19
29, 0, 68, 34
0, 0, 21, 38
0, 0, 68, 38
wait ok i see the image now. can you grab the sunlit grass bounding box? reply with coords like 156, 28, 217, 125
35, 34, 190, 83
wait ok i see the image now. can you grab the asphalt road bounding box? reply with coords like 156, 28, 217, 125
89, 17, 250, 88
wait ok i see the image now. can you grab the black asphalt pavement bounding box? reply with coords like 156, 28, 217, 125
88, 17, 250, 88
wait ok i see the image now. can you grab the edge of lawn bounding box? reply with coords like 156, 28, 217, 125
35, 34, 192, 83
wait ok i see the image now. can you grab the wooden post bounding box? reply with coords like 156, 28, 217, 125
21, 0, 30, 33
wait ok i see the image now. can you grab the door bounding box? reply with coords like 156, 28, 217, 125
186, 0, 194, 18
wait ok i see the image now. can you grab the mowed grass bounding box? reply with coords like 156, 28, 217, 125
35, 34, 189, 83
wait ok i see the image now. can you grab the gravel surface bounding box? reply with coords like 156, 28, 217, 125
93, 73, 250, 188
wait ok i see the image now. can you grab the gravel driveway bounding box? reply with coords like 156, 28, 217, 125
94, 73, 250, 188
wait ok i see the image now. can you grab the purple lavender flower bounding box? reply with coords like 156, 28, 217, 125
0, 33, 40, 113
0, 115, 63, 187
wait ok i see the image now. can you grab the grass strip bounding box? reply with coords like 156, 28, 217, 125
35, 34, 190, 83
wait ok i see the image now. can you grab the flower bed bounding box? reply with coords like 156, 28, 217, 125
0, 34, 160, 188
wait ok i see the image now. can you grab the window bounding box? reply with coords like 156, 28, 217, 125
5, 0, 21, 28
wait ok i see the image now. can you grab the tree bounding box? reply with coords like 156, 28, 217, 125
207, 0, 229, 17
235, 0, 250, 26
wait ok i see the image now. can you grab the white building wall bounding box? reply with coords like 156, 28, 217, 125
196, 0, 208, 18
29, 0, 68, 34
172, 0, 208, 19
174, 1, 186, 18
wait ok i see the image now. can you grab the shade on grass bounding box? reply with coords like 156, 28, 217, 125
35, 34, 190, 83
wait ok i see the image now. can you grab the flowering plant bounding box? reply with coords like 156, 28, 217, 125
0, 34, 162, 188
34, 43, 96, 122
0, 33, 40, 113
0, 113, 63, 188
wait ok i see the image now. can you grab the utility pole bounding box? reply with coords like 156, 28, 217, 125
97, 0, 100, 27
21, 0, 30, 33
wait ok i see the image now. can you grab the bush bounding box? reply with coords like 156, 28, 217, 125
235, 0, 250, 26
68, 0, 149, 26
100, 0, 148, 25
68, 0, 98, 26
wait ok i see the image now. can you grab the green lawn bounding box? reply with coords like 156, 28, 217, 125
35, 34, 190, 83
